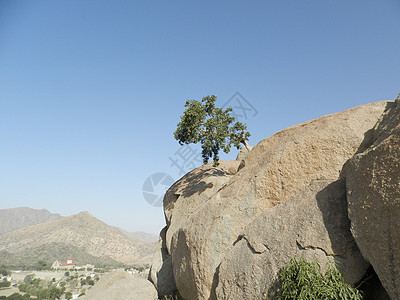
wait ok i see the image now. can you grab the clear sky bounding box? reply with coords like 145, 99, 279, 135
1, 1, 399, 234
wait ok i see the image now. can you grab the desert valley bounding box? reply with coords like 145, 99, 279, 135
0, 207, 157, 299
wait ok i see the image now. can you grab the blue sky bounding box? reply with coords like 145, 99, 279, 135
1, 1, 399, 234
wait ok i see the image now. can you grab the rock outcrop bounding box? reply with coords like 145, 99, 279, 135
148, 226, 177, 297
343, 99, 400, 299
236, 144, 253, 161
154, 101, 388, 300
216, 179, 368, 299
164, 160, 241, 251
84, 269, 158, 300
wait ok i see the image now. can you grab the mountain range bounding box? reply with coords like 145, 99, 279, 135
0, 208, 157, 269
0, 207, 61, 234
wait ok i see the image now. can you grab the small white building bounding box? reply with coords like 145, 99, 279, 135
52, 258, 77, 270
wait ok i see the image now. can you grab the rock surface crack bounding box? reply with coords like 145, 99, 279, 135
296, 241, 329, 256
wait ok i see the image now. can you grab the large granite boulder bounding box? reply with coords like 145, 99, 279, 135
164, 160, 241, 251
84, 269, 158, 300
159, 101, 387, 299
343, 99, 400, 299
216, 179, 368, 299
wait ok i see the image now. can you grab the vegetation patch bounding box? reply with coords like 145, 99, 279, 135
174, 95, 250, 166
0, 243, 125, 270
272, 257, 363, 300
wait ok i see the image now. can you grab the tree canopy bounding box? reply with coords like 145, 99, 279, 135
174, 95, 250, 166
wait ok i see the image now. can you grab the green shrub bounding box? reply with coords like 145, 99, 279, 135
0, 281, 11, 288
87, 279, 95, 286
23, 274, 35, 284
278, 258, 363, 300
2, 294, 33, 300
162, 290, 183, 300
0, 269, 10, 277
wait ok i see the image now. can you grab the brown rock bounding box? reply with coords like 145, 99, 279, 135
236, 144, 253, 161
216, 179, 368, 299
85, 269, 158, 300
165, 101, 387, 300
148, 226, 177, 297
343, 99, 400, 299
164, 160, 241, 251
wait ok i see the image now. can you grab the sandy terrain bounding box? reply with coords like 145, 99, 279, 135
0, 286, 21, 297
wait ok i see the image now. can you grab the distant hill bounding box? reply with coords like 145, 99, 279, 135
0, 211, 156, 269
117, 228, 158, 243
0, 243, 124, 270
0, 207, 62, 234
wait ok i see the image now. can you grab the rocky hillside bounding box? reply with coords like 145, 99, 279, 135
0, 212, 155, 268
0, 207, 61, 234
149, 99, 398, 299
0, 242, 124, 269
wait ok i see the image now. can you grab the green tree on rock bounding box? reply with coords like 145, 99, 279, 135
174, 95, 251, 166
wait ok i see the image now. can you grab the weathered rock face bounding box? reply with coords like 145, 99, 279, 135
85, 269, 158, 300
216, 179, 369, 299
148, 226, 177, 297
157, 101, 388, 300
162, 160, 240, 299
164, 160, 241, 251
236, 144, 253, 161
343, 99, 400, 299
